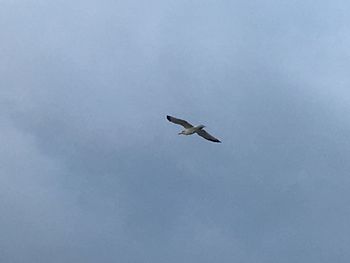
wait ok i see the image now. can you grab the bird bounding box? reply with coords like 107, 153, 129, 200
166, 115, 221, 143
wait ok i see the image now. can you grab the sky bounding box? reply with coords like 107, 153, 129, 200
1, 0, 350, 262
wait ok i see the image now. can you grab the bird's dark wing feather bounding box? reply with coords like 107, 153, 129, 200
196, 129, 221, 143
166, 115, 193, 128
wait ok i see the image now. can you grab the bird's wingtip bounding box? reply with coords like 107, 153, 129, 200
166, 115, 171, 121
209, 138, 221, 143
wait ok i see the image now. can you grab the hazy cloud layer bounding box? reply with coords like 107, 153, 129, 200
1, 0, 350, 262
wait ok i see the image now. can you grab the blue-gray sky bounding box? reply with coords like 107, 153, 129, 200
1, 0, 350, 262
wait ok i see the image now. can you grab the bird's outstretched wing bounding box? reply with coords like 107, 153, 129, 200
166, 115, 193, 128
196, 129, 221, 143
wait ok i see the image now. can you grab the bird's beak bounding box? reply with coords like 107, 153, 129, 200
178, 132, 182, 135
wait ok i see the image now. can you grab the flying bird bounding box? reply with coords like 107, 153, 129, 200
166, 115, 221, 143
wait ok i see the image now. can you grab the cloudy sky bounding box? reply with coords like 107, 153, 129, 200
1, 0, 350, 262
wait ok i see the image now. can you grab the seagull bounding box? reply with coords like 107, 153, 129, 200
166, 115, 221, 143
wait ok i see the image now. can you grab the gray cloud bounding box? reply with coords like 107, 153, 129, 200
1, 0, 350, 262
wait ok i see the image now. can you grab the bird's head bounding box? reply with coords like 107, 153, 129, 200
178, 130, 185, 135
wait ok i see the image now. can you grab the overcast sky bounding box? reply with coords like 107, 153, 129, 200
1, 0, 350, 262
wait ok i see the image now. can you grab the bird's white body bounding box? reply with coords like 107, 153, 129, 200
179, 125, 205, 135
